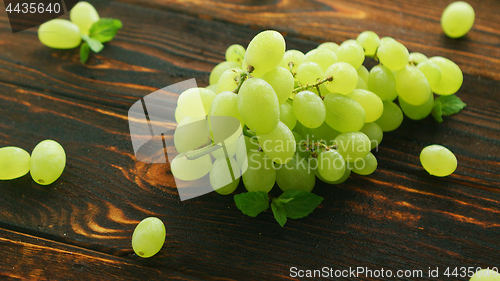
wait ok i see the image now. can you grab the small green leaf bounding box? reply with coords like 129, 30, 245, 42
271, 201, 287, 227
432, 101, 443, 123
435, 95, 467, 116
80, 42, 90, 64
81, 34, 104, 53
89, 18, 123, 43
278, 190, 324, 219
234, 191, 269, 217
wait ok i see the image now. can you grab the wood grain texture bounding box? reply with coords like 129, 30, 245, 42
0, 0, 498, 280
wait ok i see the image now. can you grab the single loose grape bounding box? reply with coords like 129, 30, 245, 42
225, 44, 246, 63
244, 30, 286, 76
0, 147, 30, 180
325, 62, 358, 95
420, 145, 457, 177
428, 56, 463, 95
293, 91, 326, 129
375, 101, 403, 132
30, 140, 66, 185
38, 19, 81, 49
209, 61, 241, 85
356, 31, 380, 57
132, 217, 166, 258
70, 1, 100, 35
470, 269, 500, 281
209, 157, 240, 195
441, 1, 475, 38
377, 40, 409, 71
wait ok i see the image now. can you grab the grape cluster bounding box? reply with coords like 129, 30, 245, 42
0, 140, 66, 185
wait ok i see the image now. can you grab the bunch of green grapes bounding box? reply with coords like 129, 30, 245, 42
171, 28, 464, 208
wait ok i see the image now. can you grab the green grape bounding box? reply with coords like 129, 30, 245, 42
262, 67, 294, 104
399, 91, 434, 120
395, 65, 431, 106
408, 52, 428, 64
315, 164, 351, 184
334, 132, 371, 162
375, 101, 404, 132
317, 42, 340, 53
356, 31, 380, 57
323, 93, 366, 133
356, 77, 368, 90
315, 150, 346, 181
243, 150, 276, 193
178, 87, 215, 117
132, 217, 166, 258
276, 154, 315, 193
209, 91, 244, 125
171, 152, 212, 181
296, 62, 324, 85
441, 1, 475, 38
293, 91, 326, 129
417, 60, 442, 86
210, 122, 242, 159
346, 89, 383, 123
377, 40, 409, 71
279, 102, 297, 130
335, 42, 365, 69
0, 147, 30, 180
428, 56, 463, 95
325, 62, 358, 95
236, 135, 258, 171
244, 30, 286, 76
209, 61, 241, 85
367, 65, 398, 101
340, 39, 357, 46
470, 269, 500, 281
379, 37, 395, 45
257, 121, 296, 164
279, 50, 305, 74
216, 68, 244, 94
206, 83, 217, 93
303, 49, 337, 71
359, 122, 383, 150
30, 140, 66, 185
351, 152, 377, 175
38, 19, 82, 49
69, 1, 100, 35
225, 44, 246, 63
174, 116, 211, 153
237, 78, 279, 134
210, 157, 240, 195
420, 144, 457, 177
301, 122, 341, 147
356, 65, 369, 84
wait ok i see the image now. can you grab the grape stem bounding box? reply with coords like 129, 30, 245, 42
288, 62, 297, 77
293, 76, 333, 94
302, 140, 337, 158
242, 125, 256, 138
185, 142, 221, 160
233, 72, 249, 94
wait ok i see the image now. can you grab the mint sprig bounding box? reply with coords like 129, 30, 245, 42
80, 18, 122, 63
432, 95, 467, 123
234, 190, 324, 227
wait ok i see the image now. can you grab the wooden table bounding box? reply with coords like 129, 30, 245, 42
0, 0, 499, 280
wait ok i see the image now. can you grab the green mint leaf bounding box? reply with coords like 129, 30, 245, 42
234, 191, 269, 217
80, 42, 90, 64
81, 34, 104, 53
89, 18, 123, 43
435, 95, 467, 116
432, 101, 443, 123
271, 201, 287, 227
273, 197, 294, 204
278, 190, 323, 219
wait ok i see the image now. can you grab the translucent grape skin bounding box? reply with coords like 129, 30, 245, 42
395, 65, 431, 106
243, 150, 276, 193
257, 121, 296, 164
216, 68, 244, 94
351, 152, 377, 175
209, 61, 241, 85
210, 157, 241, 195
132, 217, 166, 258
356, 31, 380, 57
225, 44, 246, 63
375, 101, 404, 132
315, 165, 351, 184
69, 1, 100, 35
316, 150, 346, 181
441, 1, 475, 38
171, 153, 212, 181
237, 78, 280, 134
334, 132, 371, 162
356, 65, 370, 84
408, 52, 428, 65
276, 154, 315, 193
399, 91, 434, 120
296, 62, 325, 86
38, 19, 82, 49
317, 42, 340, 53
346, 89, 384, 123
303, 49, 337, 71
279, 102, 297, 130
178, 88, 216, 117
417, 60, 442, 86
335, 42, 365, 69
30, 140, 66, 185
420, 145, 457, 177
279, 50, 305, 74
367, 65, 398, 101
323, 93, 366, 133
325, 62, 358, 95
293, 91, 326, 129
262, 67, 294, 104
377, 40, 409, 71
428, 56, 463, 96
0, 147, 30, 180
209, 91, 244, 125
244, 30, 286, 76
359, 122, 383, 150
174, 117, 211, 153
